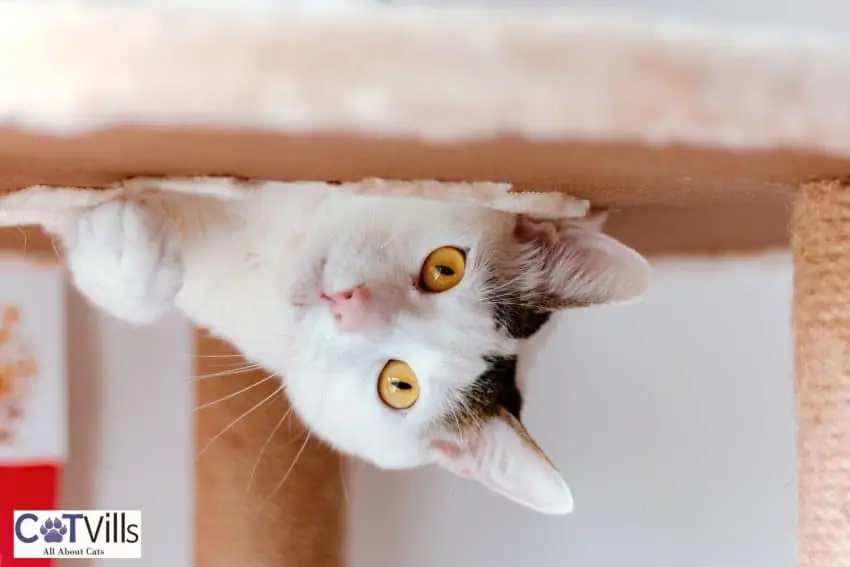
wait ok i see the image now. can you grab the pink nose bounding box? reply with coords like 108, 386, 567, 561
321, 285, 372, 331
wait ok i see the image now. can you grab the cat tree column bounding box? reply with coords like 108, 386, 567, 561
794, 180, 850, 566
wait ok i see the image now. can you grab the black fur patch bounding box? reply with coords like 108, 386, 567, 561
484, 268, 558, 340
492, 302, 552, 339
482, 355, 523, 419
450, 355, 523, 430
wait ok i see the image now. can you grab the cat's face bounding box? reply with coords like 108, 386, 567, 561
278, 196, 650, 515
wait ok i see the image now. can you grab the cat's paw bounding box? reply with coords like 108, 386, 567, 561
65, 199, 183, 323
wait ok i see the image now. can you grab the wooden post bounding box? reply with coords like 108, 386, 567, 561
793, 180, 850, 566
194, 331, 344, 567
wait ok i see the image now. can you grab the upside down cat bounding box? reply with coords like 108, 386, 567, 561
53, 181, 650, 515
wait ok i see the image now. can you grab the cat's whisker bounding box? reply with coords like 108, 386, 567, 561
258, 374, 327, 507
482, 279, 521, 296
261, 429, 313, 509
465, 399, 484, 431
446, 392, 466, 442
287, 407, 294, 437
454, 394, 481, 440
192, 353, 248, 359
450, 396, 469, 448
484, 293, 528, 309
195, 384, 285, 459
490, 297, 531, 308
339, 457, 351, 506
50, 234, 63, 260
289, 427, 311, 442
483, 277, 514, 293
194, 372, 277, 411
191, 364, 262, 382
16, 227, 29, 252
207, 363, 255, 372
454, 413, 466, 449
483, 283, 525, 302
245, 406, 293, 497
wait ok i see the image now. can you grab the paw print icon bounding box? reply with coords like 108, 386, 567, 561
39, 518, 68, 543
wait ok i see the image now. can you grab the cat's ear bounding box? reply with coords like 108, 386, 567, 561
514, 214, 651, 308
431, 410, 574, 515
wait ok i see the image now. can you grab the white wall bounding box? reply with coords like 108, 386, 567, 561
61, 292, 193, 567
57, 253, 796, 567
347, 253, 796, 567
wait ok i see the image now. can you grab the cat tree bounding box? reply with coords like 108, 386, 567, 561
0, 2, 847, 565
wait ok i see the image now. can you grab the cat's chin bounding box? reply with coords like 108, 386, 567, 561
358, 451, 432, 471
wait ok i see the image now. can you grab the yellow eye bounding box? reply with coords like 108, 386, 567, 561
377, 360, 420, 410
419, 246, 466, 293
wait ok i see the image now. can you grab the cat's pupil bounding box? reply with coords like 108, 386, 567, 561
435, 265, 454, 276
391, 380, 412, 391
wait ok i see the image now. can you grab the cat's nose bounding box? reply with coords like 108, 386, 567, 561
321, 285, 371, 305
320, 285, 373, 331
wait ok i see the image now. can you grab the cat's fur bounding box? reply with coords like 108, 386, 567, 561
55, 184, 650, 515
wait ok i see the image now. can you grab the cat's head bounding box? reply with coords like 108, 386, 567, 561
280, 196, 650, 515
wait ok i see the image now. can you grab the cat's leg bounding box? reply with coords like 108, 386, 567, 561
60, 198, 184, 324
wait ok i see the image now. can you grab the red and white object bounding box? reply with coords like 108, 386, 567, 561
0, 257, 67, 567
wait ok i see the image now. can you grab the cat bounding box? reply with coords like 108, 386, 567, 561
53, 182, 650, 515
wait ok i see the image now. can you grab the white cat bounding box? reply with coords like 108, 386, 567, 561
55, 182, 650, 515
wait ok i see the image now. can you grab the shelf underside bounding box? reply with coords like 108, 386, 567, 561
0, 126, 830, 255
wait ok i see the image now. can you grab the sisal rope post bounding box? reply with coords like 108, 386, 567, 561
794, 180, 850, 566
194, 332, 344, 567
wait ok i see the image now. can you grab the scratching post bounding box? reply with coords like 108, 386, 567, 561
194, 332, 344, 567
794, 181, 850, 566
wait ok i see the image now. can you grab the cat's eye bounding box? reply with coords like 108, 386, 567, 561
419, 246, 466, 293
377, 360, 420, 410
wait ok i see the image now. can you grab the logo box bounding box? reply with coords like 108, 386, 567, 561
13, 510, 141, 559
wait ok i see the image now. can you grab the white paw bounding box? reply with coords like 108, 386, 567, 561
66, 200, 183, 323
